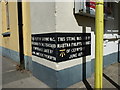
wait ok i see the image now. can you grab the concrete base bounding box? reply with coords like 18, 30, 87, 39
32, 60, 92, 88
32, 52, 118, 88
3, 55, 119, 88
1, 47, 119, 88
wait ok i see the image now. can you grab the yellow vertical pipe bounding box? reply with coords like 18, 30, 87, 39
95, 0, 104, 89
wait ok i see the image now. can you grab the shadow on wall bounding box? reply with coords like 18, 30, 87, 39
74, 14, 95, 31
73, 7, 120, 89
118, 40, 120, 63
82, 56, 93, 90
72, 13, 94, 88
82, 27, 93, 90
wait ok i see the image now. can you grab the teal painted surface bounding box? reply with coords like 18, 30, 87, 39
118, 51, 120, 62
32, 61, 57, 88
0, 46, 2, 55
32, 60, 92, 88
56, 64, 82, 88
32, 52, 118, 88
91, 52, 119, 74
1, 47, 32, 71
1, 46, 119, 88
24, 56, 32, 72
56, 61, 92, 88
2, 47, 20, 63
57, 52, 118, 88
103, 52, 118, 67
91, 59, 94, 74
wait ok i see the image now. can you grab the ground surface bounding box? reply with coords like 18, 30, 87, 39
2, 56, 49, 88
2, 56, 120, 89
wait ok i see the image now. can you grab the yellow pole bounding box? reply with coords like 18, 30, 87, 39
95, 0, 104, 89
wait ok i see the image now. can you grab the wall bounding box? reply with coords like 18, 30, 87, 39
75, 2, 119, 32
55, 2, 92, 88
2, 2, 19, 51
74, 1, 119, 62
22, 2, 32, 71
0, 1, 32, 71
91, 32, 118, 69
1, 2, 20, 62
0, 2, 2, 54
55, 2, 83, 33
30, 2, 56, 34
30, 2, 91, 88
30, 2, 58, 87
30, 1, 119, 88
0, 2, 2, 48
0, 2, 2, 89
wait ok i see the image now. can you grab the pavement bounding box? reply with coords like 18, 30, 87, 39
69, 63, 120, 89
1, 56, 120, 89
2, 56, 49, 88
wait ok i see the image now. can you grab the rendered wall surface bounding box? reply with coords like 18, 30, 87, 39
1, 2, 32, 70
55, 2, 83, 33
0, 1, 119, 88
1, 2, 20, 63
0, 3, 2, 47
2, 2, 19, 53
30, 2, 91, 88
30, 2, 56, 34
22, 2, 32, 70
30, 2, 119, 88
